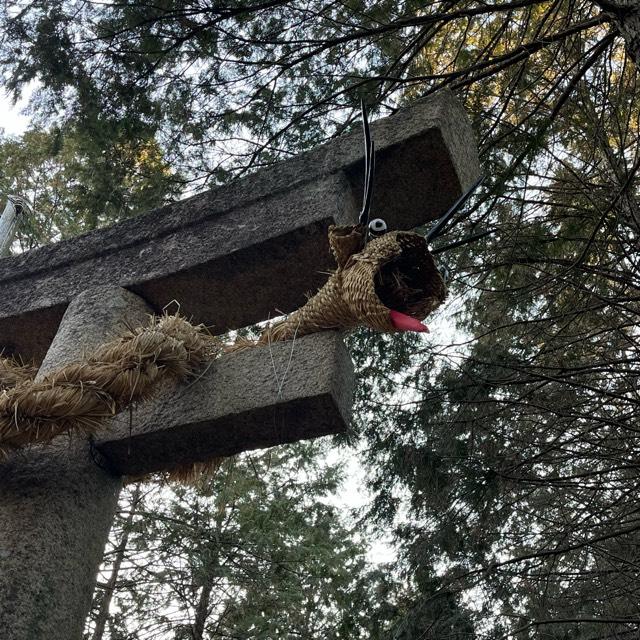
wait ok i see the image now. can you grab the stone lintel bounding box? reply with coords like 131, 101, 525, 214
0, 89, 480, 362
96, 331, 353, 476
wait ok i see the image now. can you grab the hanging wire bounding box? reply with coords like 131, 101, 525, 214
425, 174, 485, 243
358, 100, 376, 228
356, 101, 487, 255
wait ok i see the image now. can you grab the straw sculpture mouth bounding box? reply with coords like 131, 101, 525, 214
373, 232, 446, 332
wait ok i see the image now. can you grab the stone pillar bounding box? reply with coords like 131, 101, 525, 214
0, 287, 150, 640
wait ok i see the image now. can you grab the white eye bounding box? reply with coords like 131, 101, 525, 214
368, 218, 387, 236
438, 265, 449, 283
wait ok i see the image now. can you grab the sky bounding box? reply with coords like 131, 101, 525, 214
0, 91, 31, 136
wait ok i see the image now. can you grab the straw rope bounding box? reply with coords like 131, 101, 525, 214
0, 315, 220, 459
0, 358, 37, 392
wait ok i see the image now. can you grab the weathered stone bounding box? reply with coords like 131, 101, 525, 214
0, 89, 480, 363
97, 331, 353, 476
0, 287, 151, 640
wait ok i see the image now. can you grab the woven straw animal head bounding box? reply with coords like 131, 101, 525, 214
259, 223, 447, 343
329, 223, 446, 331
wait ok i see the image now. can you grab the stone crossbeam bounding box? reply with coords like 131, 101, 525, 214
0, 89, 479, 363
97, 331, 353, 476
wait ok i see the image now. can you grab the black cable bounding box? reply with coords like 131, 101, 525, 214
425, 174, 485, 242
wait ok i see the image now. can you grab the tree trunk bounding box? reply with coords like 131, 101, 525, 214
191, 507, 226, 640
91, 484, 142, 640
192, 578, 215, 640
595, 1, 640, 64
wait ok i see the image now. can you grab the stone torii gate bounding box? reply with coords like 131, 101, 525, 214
0, 90, 479, 640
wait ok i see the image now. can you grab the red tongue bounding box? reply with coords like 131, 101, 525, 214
389, 310, 429, 333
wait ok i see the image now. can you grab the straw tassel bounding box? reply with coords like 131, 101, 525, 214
0, 358, 37, 391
